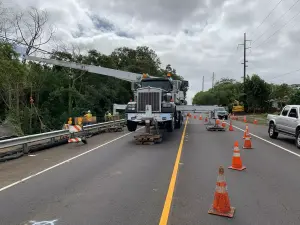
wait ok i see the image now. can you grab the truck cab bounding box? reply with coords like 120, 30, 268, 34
125, 74, 188, 132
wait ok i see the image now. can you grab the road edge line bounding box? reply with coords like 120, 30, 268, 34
226, 122, 300, 158
0, 127, 144, 193
159, 118, 188, 225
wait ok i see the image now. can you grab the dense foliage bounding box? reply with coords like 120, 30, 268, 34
192, 75, 300, 113
0, 43, 185, 135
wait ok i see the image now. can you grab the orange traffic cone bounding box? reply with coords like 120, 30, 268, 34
229, 120, 234, 131
194, 115, 196, 119
199, 115, 203, 120
208, 166, 235, 218
216, 119, 220, 126
243, 124, 251, 139
228, 141, 246, 171
221, 119, 226, 128
205, 117, 208, 122
253, 119, 257, 124
243, 136, 252, 149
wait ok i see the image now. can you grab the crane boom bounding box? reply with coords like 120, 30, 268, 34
24, 55, 153, 82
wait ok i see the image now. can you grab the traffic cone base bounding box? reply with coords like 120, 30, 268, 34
243, 146, 252, 149
228, 165, 246, 171
208, 205, 235, 218
208, 166, 235, 218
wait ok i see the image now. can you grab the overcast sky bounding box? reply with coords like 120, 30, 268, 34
3, 0, 300, 104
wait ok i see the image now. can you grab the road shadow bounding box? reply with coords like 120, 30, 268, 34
277, 136, 296, 145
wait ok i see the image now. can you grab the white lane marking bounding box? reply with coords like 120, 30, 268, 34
0, 128, 143, 193
29, 219, 58, 225
227, 123, 300, 158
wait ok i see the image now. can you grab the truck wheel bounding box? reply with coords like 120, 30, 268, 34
268, 123, 278, 139
296, 130, 300, 149
127, 121, 137, 132
175, 112, 182, 129
167, 117, 175, 132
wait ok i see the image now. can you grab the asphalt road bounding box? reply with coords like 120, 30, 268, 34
1, 116, 300, 224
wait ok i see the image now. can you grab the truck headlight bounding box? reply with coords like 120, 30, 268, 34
162, 103, 172, 108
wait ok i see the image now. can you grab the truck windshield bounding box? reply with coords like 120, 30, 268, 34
216, 107, 226, 111
141, 80, 172, 91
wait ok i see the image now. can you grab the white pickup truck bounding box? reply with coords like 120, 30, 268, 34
267, 105, 300, 149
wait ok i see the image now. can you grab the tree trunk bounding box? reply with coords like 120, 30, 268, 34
15, 83, 20, 122
29, 87, 32, 134
8, 84, 12, 109
68, 78, 72, 115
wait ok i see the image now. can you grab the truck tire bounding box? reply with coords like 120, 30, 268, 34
268, 123, 278, 139
225, 116, 228, 120
296, 129, 300, 149
175, 112, 182, 129
167, 117, 175, 132
127, 121, 137, 132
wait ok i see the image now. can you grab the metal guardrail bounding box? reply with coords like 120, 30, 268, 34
0, 119, 125, 150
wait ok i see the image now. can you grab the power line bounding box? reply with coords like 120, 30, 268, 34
253, 9, 300, 48
251, 0, 284, 37
268, 68, 300, 80
252, 0, 300, 45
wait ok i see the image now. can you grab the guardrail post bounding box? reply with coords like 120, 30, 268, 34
50, 137, 55, 144
23, 143, 29, 154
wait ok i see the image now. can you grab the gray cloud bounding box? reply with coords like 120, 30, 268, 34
89, 14, 115, 32
3, 0, 300, 104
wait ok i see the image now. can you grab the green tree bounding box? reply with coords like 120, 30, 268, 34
0, 42, 27, 134
192, 91, 218, 105
244, 74, 270, 112
289, 90, 300, 105
192, 78, 242, 106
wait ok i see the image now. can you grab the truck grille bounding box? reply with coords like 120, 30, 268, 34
137, 92, 160, 112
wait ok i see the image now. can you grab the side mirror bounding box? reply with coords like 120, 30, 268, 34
181, 80, 189, 89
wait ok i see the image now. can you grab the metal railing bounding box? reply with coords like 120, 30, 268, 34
0, 119, 126, 152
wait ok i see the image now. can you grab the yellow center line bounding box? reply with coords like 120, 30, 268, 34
159, 117, 189, 225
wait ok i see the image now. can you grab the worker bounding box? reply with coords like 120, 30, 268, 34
105, 111, 112, 121
67, 117, 72, 125
84, 110, 93, 125
78, 117, 83, 127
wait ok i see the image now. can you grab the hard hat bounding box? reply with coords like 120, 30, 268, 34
88, 110, 91, 113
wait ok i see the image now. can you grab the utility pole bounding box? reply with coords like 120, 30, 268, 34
212, 72, 215, 89
202, 75, 204, 92
238, 33, 251, 105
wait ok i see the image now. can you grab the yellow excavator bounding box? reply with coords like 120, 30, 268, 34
232, 100, 244, 113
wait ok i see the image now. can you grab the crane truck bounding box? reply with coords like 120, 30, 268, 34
23, 55, 189, 144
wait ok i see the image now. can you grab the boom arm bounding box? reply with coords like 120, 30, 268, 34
24, 55, 152, 82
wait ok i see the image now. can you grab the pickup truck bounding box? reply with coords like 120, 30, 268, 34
267, 105, 300, 149
214, 107, 229, 120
